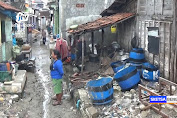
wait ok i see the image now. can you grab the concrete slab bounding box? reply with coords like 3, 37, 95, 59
85, 106, 99, 118
0, 70, 27, 94
78, 89, 92, 108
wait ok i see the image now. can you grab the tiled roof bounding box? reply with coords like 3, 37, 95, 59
67, 13, 135, 34
0, 1, 20, 12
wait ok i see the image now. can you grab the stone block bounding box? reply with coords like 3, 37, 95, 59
165, 104, 174, 110
78, 89, 92, 108
104, 67, 114, 75
11, 94, 19, 102
124, 92, 132, 99
130, 89, 136, 94
80, 107, 88, 118
86, 106, 99, 118
140, 111, 148, 118
139, 104, 145, 110
113, 86, 121, 92
0, 70, 27, 94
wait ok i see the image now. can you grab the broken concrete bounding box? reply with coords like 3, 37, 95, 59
85, 106, 99, 118
0, 70, 27, 94
78, 89, 92, 108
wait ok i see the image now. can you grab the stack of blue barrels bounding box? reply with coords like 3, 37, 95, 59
129, 48, 146, 76
110, 48, 160, 91
86, 48, 160, 105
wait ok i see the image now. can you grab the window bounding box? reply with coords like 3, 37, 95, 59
147, 27, 159, 55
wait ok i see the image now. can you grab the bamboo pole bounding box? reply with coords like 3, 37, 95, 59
81, 34, 85, 76
91, 32, 94, 53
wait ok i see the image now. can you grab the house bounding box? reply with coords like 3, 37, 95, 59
0, 1, 20, 62
67, 0, 177, 83
102, 0, 177, 83
48, 0, 115, 37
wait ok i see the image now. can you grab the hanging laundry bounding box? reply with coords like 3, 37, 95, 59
56, 38, 69, 62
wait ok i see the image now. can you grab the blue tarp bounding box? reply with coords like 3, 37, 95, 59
0, 9, 17, 20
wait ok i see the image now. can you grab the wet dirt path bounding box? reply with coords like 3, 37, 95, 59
33, 40, 79, 118
5, 39, 79, 118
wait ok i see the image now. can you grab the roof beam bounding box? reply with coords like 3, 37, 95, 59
115, 0, 126, 4
106, 10, 119, 14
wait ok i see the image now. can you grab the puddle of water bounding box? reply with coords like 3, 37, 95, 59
37, 69, 50, 118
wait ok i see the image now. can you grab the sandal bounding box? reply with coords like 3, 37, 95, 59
52, 101, 62, 106
51, 95, 57, 100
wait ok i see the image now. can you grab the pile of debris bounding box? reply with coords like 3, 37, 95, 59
71, 77, 177, 118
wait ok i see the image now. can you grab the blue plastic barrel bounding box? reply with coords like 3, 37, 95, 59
142, 62, 160, 81
114, 66, 140, 91
130, 63, 142, 76
0, 63, 7, 71
71, 53, 76, 60
110, 59, 128, 73
129, 48, 145, 63
87, 77, 113, 105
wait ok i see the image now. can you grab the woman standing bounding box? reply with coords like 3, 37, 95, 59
50, 50, 64, 106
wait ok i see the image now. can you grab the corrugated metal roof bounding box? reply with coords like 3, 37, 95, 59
0, 1, 20, 12
67, 13, 135, 34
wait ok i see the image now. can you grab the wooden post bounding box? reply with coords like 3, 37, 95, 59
81, 34, 85, 76
101, 29, 104, 57
173, 0, 177, 83
91, 32, 94, 53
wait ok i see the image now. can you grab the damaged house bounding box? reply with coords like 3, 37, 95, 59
67, 0, 177, 83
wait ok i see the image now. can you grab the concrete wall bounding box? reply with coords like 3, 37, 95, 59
0, 17, 1, 45
59, 0, 115, 38
5, 17, 12, 42
115, 0, 137, 52
0, 14, 13, 61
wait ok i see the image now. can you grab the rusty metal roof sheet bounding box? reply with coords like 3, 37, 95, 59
67, 13, 135, 34
0, 1, 20, 12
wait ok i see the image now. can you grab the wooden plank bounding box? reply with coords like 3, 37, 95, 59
162, 23, 166, 79
138, 0, 147, 15
173, 0, 177, 83
146, 0, 155, 15
148, 21, 155, 64
163, 0, 173, 16
159, 22, 165, 77
170, 25, 174, 82
154, 0, 163, 15
138, 21, 142, 48
165, 23, 171, 80
141, 21, 145, 48
154, 21, 160, 67
145, 21, 149, 61
91, 32, 94, 53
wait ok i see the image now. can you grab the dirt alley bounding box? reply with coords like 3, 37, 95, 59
6, 39, 80, 118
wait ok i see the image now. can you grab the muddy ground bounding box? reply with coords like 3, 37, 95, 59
1, 38, 80, 118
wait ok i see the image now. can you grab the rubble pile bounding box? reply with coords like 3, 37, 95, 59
0, 94, 20, 117
73, 79, 177, 118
